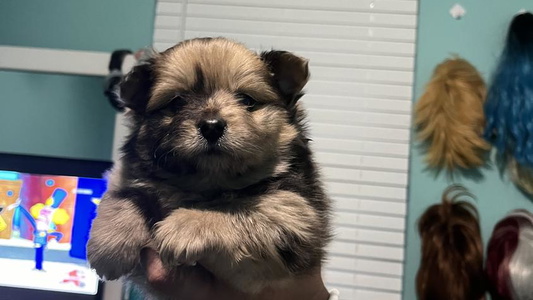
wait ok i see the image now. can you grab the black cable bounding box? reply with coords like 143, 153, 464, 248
103, 49, 133, 112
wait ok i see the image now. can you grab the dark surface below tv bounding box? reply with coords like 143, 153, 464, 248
0, 153, 112, 178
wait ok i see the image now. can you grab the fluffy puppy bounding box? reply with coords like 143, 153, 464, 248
87, 37, 331, 295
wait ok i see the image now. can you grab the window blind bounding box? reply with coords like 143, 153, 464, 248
153, 1, 417, 299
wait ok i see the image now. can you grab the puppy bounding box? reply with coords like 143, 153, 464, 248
87, 37, 331, 295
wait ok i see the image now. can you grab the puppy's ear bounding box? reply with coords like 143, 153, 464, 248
119, 61, 155, 113
261, 51, 309, 105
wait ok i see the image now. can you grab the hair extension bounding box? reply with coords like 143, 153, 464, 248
486, 216, 520, 299
509, 213, 533, 300
415, 57, 489, 170
484, 12, 533, 167
508, 158, 533, 196
486, 210, 533, 300
416, 185, 485, 300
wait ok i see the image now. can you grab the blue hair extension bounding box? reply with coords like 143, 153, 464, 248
484, 12, 533, 167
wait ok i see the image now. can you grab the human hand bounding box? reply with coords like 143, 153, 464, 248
141, 248, 330, 300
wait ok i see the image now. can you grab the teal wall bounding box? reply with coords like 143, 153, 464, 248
404, 1, 533, 299
0, 71, 117, 160
0, 0, 155, 161
0, 0, 155, 52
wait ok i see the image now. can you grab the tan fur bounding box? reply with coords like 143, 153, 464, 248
415, 57, 490, 170
86, 192, 151, 280
150, 38, 278, 111
149, 85, 297, 190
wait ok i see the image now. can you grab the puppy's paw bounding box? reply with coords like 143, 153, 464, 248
87, 234, 142, 280
154, 208, 254, 270
86, 191, 154, 280
153, 217, 208, 268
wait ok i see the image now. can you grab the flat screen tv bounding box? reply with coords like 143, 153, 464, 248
0, 153, 112, 300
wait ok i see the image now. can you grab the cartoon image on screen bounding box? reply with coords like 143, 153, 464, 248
0, 172, 22, 240
0, 171, 107, 295
18, 187, 70, 270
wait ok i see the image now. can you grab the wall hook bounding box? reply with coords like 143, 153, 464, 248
450, 3, 466, 20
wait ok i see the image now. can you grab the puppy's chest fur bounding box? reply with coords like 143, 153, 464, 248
158, 183, 276, 212
126, 165, 324, 225
119, 162, 331, 283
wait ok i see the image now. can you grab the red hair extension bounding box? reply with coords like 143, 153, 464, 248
486, 210, 533, 300
485, 218, 520, 300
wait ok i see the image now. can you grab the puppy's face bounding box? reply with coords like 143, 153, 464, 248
121, 38, 309, 186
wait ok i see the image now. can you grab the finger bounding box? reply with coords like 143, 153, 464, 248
141, 248, 173, 288
141, 248, 220, 299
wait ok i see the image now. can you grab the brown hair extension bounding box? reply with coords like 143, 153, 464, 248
416, 185, 486, 300
415, 57, 490, 170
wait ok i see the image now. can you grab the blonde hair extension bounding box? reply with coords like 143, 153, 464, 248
416, 185, 485, 300
415, 57, 490, 170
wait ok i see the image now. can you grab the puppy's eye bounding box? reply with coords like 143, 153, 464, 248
170, 95, 185, 109
237, 94, 257, 110
170, 94, 184, 102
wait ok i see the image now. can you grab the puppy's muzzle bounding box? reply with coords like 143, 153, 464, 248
198, 118, 227, 143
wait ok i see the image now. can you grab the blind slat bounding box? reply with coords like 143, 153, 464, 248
308, 108, 411, 128
328, 241, 404, 261
187, 0, 418, 14
177, 30, 415, 57
324, 270, 403, 291
155, 15, 182, 28
154, 28, 182, 41
307, 80, 413, 99
153, 42, 176, 51
335, 211, 405, 230
316, 152, 409, 172
310, 123, 410, 143
327, 181, 406, 201
323, 167, 408, 186
185, 17, 416, 42
335, 226, 405, 245
311, 138, 409, 157
327, 256, 403, 276
156, 2, 183, 14
334, 196, 407, 216
325, 286, 401, 300
310, 66, 414, 85
186, 4, 417, 28
303, 95, 412, 113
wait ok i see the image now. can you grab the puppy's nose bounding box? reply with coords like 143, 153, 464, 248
198, 118, 227, 143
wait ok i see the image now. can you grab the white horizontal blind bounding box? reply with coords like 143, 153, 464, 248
153, 1, 417, 299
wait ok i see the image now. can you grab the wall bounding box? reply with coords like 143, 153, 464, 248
403, 1, 533, 299
0, 0, 156, 161
0, 0, 155, 52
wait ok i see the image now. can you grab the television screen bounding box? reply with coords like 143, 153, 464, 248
0, 154, 111, 298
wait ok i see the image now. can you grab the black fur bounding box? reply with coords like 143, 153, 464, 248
120, 62, 155, 113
